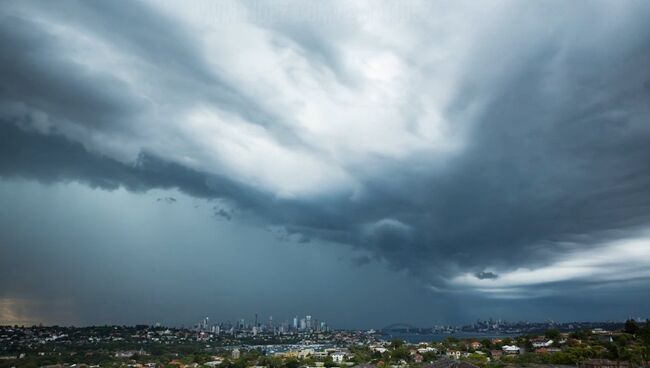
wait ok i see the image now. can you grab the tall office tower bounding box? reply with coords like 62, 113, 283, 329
293, 316, 298, 330
300, 318, 306, 330
268, 315, 273, 329
306, 315, 312, 330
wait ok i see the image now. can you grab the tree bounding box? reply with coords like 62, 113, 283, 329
639, 320, 650, 346
545, 329, 561, 341
624, 319, 639, 335
390, 347, 410, 362
480, 338, 493, 350
324, 356, 337, 367
350, 346, 372, 364
285, 358, 300, 368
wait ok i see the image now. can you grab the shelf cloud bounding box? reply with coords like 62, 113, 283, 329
2, 0, 650, 323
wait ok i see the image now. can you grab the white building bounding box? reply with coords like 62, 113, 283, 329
313, 351, 329, 359
298, 349, 315, 359
532, 339, 553, 348
501, 345, 520, 354
331, 352, 346, 363
446, 350, 461, 360
417, 347, 437, 354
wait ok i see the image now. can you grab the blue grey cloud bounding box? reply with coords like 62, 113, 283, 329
1, 0, 650, 324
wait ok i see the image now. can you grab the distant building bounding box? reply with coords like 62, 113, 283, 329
205, 357, 224, 367
446, 350, 461, 360
313, 351, 329, 359
469, 341, 482, 350
115, 349, 147, 358
299, 349, 315, 359
417, 347, 437, 354
232, 349, 240, 359
531, 338, 554, 348
501, 345, 519, 355
331, 352, 346, 363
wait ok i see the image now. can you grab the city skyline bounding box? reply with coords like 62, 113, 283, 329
1, 1, 650, 328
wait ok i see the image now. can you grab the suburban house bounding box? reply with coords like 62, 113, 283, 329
446, 350, 462, 360
417, 347, 438, 354
331, 352, 346, 363
372, 346, 389, 354
501, 345, 520, 354
469, 341, 482, 350
531, 338, 554, 348
490, 350, 503, 359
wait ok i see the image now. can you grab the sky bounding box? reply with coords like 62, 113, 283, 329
1, 0, 650, 329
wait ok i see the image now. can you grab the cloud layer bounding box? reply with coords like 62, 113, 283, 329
2, 0, 650, 304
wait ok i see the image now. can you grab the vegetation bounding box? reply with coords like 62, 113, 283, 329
2, 321, 650, 368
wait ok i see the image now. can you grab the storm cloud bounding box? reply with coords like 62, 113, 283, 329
1, 0, 650, 324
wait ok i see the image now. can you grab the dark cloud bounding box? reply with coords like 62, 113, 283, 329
213, 206, 233, 221
351, 255, 372, 267
364, 219, 413, 252
157, 197, 177, 204
297, 234, 311, 244
0, 2, 305, 149
42, 0, 280, 130
0, 15, 144, 132
4, 36, 650, 287
0, 121, 268, 208
1, 0, 650, 321
475, 272, 498, 280
260, 28, 650, 287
